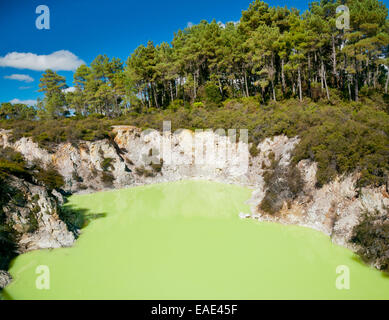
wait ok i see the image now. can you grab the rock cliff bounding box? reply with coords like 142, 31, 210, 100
0, 126, 388, 265
3, 175, 75, 253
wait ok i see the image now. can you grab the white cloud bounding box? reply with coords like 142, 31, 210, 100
218, 21, 226, 28
0, 50, 85, 71
10, 98, 37, 106
4, 74, 34, 83
63, 86, 76, 93
187, 22, 193, 28
218, 21, 240, 29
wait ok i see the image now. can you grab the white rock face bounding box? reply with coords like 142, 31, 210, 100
247, 154, 389, 250
3, 176, 75, 253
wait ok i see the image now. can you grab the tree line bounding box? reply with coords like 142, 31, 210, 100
2, 0, 389, 119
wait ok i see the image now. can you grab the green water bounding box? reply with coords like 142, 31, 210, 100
4, 181, 389, 300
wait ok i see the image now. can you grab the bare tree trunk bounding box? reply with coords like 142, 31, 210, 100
271, 54, 276, 101
281, 59, 286, 94
322, 60, 330, 101
354, 58, 359, 102
298, 67, 303, 102
152, 82, 159, 108
332, 34, 338, 87
385, 67, 389, 94
161, 83, 165, 107
373, 67, 377, 88
240, 78, 245, 97
244, 70, 249, 97
170, 81, 174, 102
193, 72, 197, 100
355, 74, 359, 102
218, 78, 223, 95
148, 84, 151, 108
231, 79, 236, 98
348, 77, 352, 101
272, 81, 276, 101
323, 69, 330, 101
314, 51, 318, 83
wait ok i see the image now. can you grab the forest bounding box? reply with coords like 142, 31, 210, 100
1, 0, 389, 118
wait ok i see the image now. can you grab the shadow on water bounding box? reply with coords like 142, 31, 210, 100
0, 289, 12, 300
351, 254, 389, 279
1, 203, 107, 300
351, 254, 367, 267
59, 204, 106, 238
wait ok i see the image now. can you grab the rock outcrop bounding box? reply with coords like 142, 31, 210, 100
248, 159, 389, 250
0, 270, 12, 289
3, 175, 75, 253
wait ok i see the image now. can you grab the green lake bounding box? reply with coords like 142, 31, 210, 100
4, 180, 389, 300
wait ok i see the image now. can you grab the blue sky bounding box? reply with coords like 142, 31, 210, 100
0, 0, 386, 105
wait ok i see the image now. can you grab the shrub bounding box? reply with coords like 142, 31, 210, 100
167, 100, 185, 112
101, 172, 115, 186
0, 226, 17, 270
151, 159, 164, 173
350, 209, 389, 272
310, 82, 325, 102
1, 118, 111, 151
193, 102, 205, 108
249, 144, 260, 157
259, 160, 304, 215
135, 165, 155, 177
101, 158, 114, 172
205, 82, 223, 106
34, 165, 65, 191
27, 212, 39, 233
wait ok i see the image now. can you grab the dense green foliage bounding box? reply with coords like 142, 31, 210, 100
2, 96, 388, 187
0, 103, 36, 120
23, 0, 389, 119
0, 117, 112, 151
351, 209, 389, 272
0, 147, 64, 192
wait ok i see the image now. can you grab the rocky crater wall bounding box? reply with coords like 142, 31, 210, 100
0, 126, 388, 271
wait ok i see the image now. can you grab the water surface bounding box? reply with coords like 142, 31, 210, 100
4, 181, 389, 299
